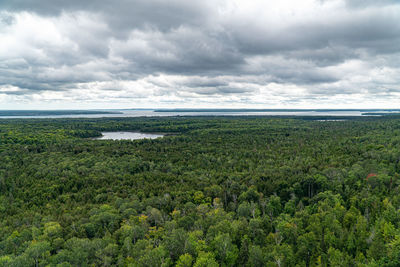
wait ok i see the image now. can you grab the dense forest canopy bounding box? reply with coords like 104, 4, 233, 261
1, 116, 400, 266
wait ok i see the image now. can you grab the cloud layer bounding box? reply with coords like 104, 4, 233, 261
1, 0, 400, 108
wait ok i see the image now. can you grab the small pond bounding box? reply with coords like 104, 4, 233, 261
95, 132, 164, 140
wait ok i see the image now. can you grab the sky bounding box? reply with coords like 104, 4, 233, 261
0, 0, 400, 109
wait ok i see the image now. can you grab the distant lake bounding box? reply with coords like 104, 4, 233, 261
95, 132, 164, 140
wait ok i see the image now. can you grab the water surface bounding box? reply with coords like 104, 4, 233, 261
1, 109, 400, 118
95, 132, 164, 140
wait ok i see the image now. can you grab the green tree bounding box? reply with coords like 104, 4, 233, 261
176, 253, 193, 267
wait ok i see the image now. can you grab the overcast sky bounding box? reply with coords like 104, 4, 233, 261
1, 0, 400, 109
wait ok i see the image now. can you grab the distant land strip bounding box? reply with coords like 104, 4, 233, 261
0, 110, 122, 116
361, 112, 400, 116
154, 109, 400, 113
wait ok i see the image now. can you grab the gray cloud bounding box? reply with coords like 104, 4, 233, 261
344, 0, 400, 8
1, 0, 400, 108
0, 0, 217, 34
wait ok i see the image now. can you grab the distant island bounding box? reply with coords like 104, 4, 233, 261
361, 112, 400, 116
155, 108, 400, 113
0, 110, 122, 116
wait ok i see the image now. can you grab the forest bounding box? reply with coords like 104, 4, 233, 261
1, 116, 400, 266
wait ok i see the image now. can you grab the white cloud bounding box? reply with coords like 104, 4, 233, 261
1, 0, 400, 108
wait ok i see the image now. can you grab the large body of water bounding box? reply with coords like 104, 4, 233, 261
0, 109, 399, 118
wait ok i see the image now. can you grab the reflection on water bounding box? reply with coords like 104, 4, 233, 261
95, 132, 164, 140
